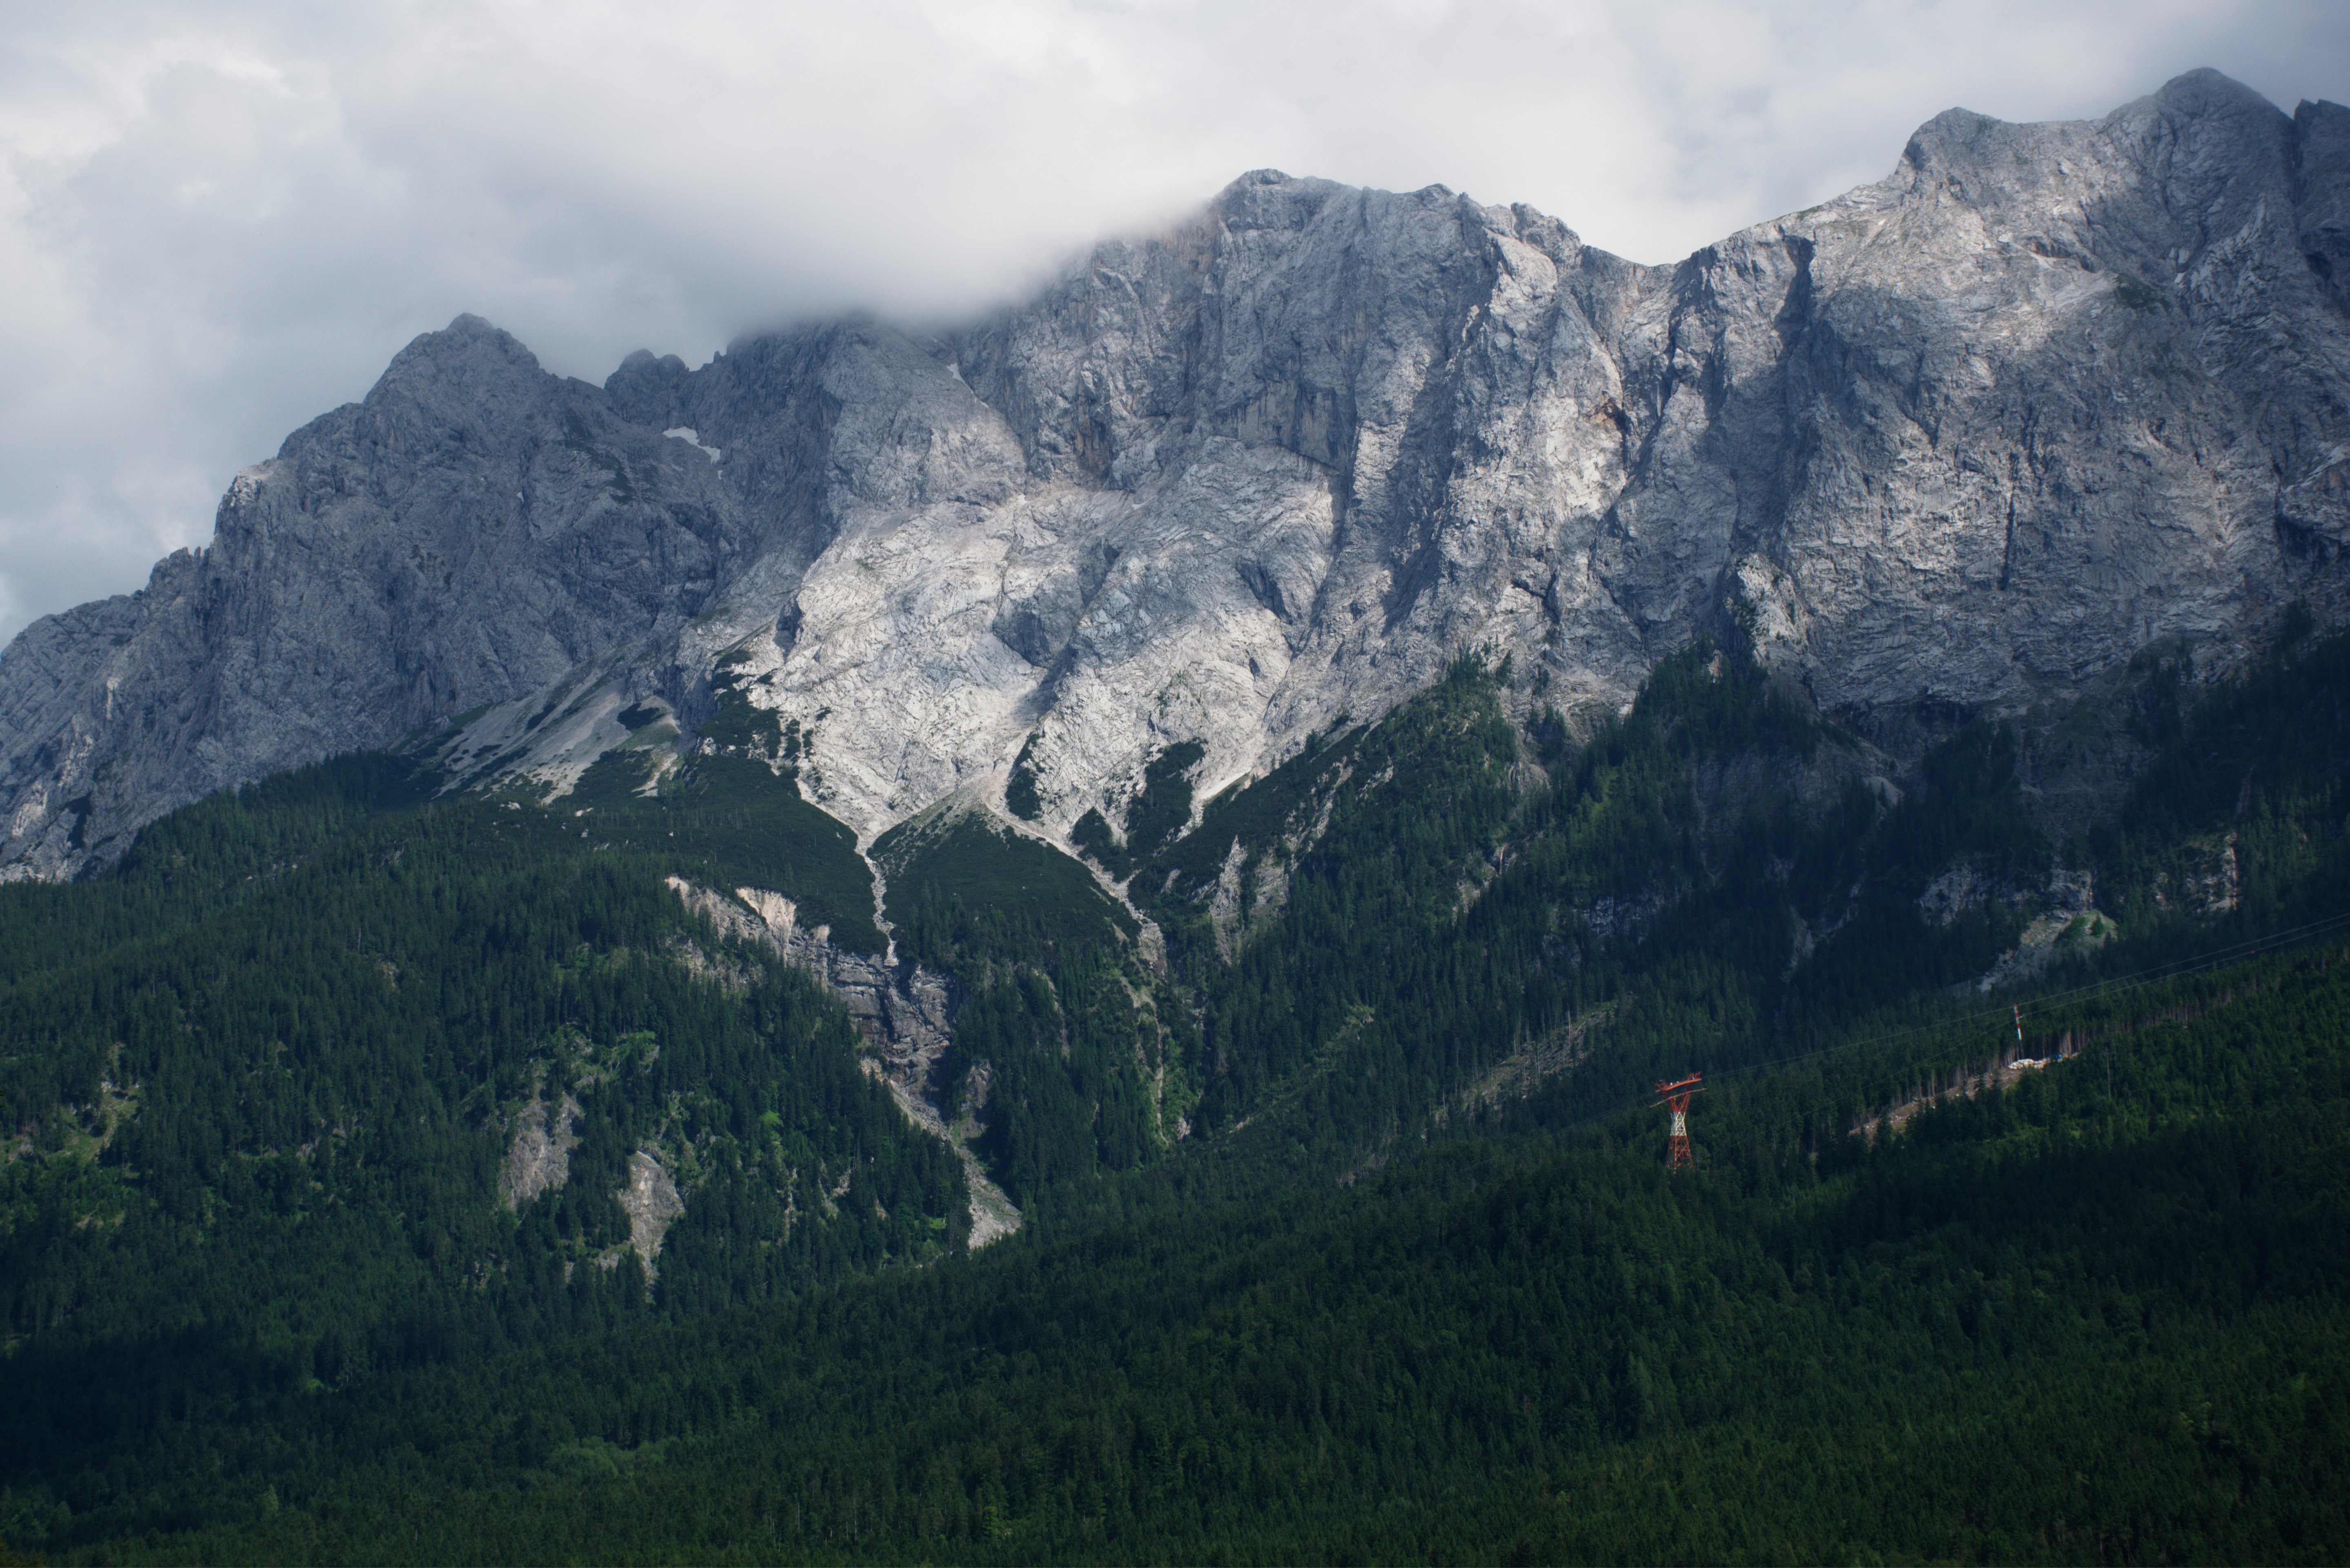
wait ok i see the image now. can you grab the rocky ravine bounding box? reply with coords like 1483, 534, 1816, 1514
664, 875, 1022, 1246
4, 69, 2349, 883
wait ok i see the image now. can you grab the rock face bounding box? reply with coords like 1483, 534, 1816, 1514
613, 1151, 686, 1280
498, 1091, 582, 1211
664, 876, 960, 1095
4, 70, 2349, 878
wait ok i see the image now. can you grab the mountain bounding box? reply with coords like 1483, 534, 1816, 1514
7, 605, 2350, 1561
4, 69, 2348, 887
7, 72, 2350, 1558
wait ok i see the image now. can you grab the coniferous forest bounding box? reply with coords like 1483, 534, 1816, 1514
4, 618, 2350, 1562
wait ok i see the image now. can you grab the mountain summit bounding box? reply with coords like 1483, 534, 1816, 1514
4, 69, 2348, 880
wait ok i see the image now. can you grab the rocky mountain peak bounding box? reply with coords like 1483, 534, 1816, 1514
3, 69, 2348, 882
606, 348, 692, 427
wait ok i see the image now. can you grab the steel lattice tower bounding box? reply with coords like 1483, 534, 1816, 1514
1654, 1073, 1704, 1170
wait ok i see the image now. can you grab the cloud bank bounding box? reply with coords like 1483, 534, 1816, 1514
2, 0, 2345, 640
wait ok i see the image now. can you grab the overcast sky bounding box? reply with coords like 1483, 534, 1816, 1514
1, 0, 2344, 642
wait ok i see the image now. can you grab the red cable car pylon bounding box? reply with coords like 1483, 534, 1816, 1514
1654, 1072, 1704, 1170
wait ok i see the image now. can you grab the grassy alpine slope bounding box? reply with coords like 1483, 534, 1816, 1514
2, 619, 2348, 1561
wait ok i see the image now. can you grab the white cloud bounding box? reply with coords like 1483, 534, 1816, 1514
0, 0, 2343, 639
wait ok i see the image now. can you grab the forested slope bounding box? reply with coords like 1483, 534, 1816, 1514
13, 936, 2349, 1564
4, 618, 2350, 1561
0, 755, 967, 1430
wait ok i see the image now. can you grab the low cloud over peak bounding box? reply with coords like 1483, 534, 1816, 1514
2, 0, 2343, 641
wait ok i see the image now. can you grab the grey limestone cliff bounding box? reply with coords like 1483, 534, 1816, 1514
4, 69, 2348, 879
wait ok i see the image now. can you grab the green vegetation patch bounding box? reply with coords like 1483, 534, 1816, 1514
573, 753, 883, 953
874, 808, 1180, 1210
563, 748, 657, 809
1069, 740, 1208, 880
1067, 806, 1121, 874
948, 945, 1165, 1206
2113, 274, 2167, 313
877, 810, 1135, 974
1122, 740, 1204, 858
695, 685, 784, 759
1004, 731, 1044, 822
1138, 721, 1366, 899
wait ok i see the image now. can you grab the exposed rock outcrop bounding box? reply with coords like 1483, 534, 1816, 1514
664, 874, 1022, 1245
613, 1151, 685, 1279
664, 876, 959, 1094
4, 71, 2348, 879
498, 1091, 581, 1211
